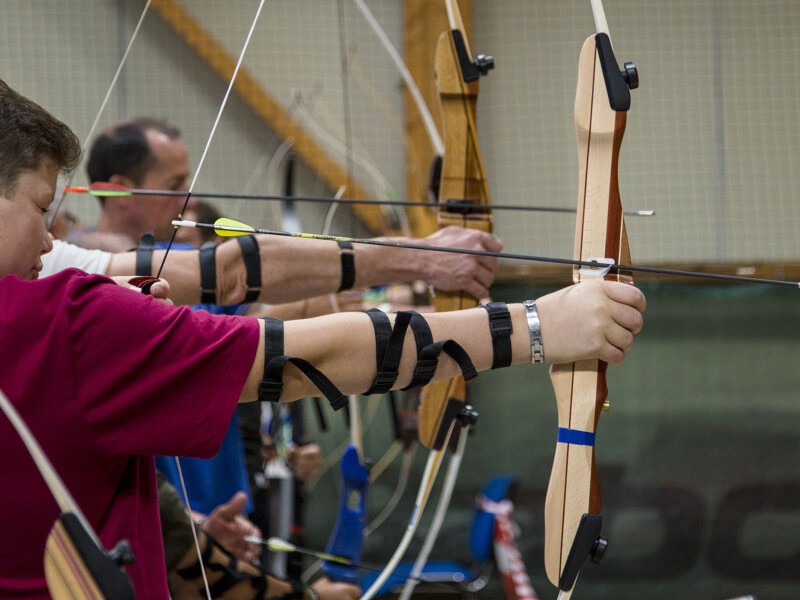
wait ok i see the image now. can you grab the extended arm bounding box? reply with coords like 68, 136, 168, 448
238, 280, 645, 403
104, 226, 502, 306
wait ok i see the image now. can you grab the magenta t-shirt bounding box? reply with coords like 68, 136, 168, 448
0, 269, 260, 598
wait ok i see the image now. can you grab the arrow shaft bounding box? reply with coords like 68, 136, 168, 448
173, 220, 800, 288
67, 186, 653, 216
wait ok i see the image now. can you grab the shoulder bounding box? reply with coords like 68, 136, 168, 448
0, 270, 120, 339
23, 269, 167, 325
1, 268, 110, 300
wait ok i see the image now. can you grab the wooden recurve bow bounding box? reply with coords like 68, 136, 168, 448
399, 1, 496, 597
361, 1, 494, 598
0, 388, 135, 599
544, 1, 638, 598
418, 0, 494, 456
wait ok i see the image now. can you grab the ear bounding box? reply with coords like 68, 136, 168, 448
107, 174, 137, 209
107, 174, 134, 188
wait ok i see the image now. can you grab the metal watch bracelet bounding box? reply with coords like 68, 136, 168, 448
522, 299, 544, 363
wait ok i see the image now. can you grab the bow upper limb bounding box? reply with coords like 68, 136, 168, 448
544, 2, 639, 594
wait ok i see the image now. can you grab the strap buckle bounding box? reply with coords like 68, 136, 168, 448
411, 357, 438, 387
258, 380, 283, 403
487, 311, 512, 338
327, 394, 348, 411
368, 370, 399, 394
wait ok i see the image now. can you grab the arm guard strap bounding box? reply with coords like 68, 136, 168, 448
259, 317, 347, 411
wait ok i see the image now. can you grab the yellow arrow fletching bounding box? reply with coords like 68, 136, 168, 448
214, 217, 255, 236
265, 537, 296, 553
265, 537, 352, 565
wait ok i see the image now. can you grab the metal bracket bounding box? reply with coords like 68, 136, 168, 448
579, 257, 615, 279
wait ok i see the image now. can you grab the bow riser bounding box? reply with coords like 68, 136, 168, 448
418, 25, 492, 449
544, 31, 634, 593
544, 360, 607, 587
361, 7, 492, 596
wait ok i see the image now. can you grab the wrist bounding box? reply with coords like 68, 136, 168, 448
359, 236, 426, 288
392, 235, 431, 285
336, 241, 355, 291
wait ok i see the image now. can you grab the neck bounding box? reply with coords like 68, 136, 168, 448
94, 212, 141, 247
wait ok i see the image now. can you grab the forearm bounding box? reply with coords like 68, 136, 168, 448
290, 306, 530, 396
222, 235, 340, 305
245, 302, 305, 320
106, 238, 339, 307
351, 237, 430, 289
106, 250, 201, 306
106, 227, 496, 307
246, 293, 361, 320
238, 280, 646, 403
228, 227, 498, 304
240, 304, 531, 402
245, 236, 432, 304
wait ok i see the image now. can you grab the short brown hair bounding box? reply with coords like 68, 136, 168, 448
87, 117, 181, 186
0, 79, 80, 196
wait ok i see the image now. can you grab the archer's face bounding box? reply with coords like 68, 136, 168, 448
134, 130, 190, 241
0, 161, 56, 279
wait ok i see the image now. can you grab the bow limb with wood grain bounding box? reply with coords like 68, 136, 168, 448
417, 0, 494, 455
359, 2, 492, 597
544, 1, 638, 597
0, 389, 135, 600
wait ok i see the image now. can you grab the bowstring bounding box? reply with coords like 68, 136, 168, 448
48, 0, 153, 231
158, 3, 269, 598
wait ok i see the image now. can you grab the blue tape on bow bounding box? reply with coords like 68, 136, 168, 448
557, 427, 596, 447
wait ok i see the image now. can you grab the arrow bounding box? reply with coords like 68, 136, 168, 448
253, 536, 500, 595
64, 182, 655, 216
258, 536, 359, 567
171, 217, 800, 288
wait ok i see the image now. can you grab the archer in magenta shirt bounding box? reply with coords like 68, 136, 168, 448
0, 269, 260, 598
